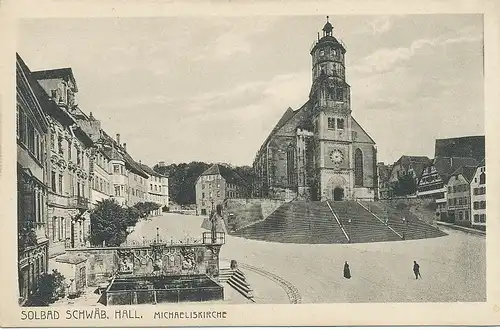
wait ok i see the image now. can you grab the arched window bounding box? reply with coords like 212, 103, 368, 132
479, 172, 485, 185
286, 146, 295, 186
354, 148, 363, 186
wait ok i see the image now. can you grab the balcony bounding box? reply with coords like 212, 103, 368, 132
68, 196, 90, 210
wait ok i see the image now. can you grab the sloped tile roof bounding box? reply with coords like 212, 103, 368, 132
435, 136, 485, 162
31, 67, 78, 92
434, 156, 478, 183
449, 166, 478, 183
201, 164, 247, 186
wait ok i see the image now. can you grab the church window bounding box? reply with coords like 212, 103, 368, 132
286, 146, 295, 186
327, 118, 335, 130
336, 88, 344, 101
355, 148, 363, 186
327, 87, 335, 100
337, 118, 345, 130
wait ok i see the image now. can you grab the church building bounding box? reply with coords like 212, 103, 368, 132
253, 18, 378, 201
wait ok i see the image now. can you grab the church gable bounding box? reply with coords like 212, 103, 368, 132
274, 102, 310, 137
351, 117, 375, 144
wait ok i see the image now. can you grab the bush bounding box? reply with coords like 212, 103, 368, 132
26, 270, 66, 306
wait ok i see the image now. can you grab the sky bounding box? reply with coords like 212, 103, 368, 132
17, 15, 484, 167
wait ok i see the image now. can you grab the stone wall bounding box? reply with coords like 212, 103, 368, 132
66, 243, 222, 286
222, 198, 285, 232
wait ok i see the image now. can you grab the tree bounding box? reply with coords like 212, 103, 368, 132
394, 173, 417, 197
133, 201, 161, 218
89, 199, 128, 247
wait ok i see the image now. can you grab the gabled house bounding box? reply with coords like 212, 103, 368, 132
446, 166, 478, 227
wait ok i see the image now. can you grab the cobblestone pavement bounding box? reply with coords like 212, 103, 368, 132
125, 213, 486, 304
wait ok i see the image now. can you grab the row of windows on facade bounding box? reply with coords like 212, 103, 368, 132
50, 171, 86, 197
95, 152, 109, 171
201, 182, 236, 190
473, 187, 486, 195
448, 197, 470, 207
474, 214, 486, 223
420, 174, 440, 184
473, 201, 487, 210
17, 105, 45, 164
417, 183, 443, 193
447, 197, 486, 208
448, 183, 469, 193
316, 65, 345, 80
50, 216, 84, 244
318, 48, 342, 58
50, 132, 88, 168
92, 175, 111, 195
327, 117, 345, 130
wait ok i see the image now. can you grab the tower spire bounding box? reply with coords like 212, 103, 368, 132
322, 16, 333, 37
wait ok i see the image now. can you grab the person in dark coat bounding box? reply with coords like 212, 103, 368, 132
343, 261, 351, 279
413, 261, 421, 279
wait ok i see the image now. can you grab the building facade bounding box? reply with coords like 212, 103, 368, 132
16, 54, 50, 304
416, 136, 484, 223
470, 160, 486, 230
140, 163, 169, 215
446, 166, 476, 227
253, 18, 377, 201
196, 164, 248, 216
32, 68, 93, 257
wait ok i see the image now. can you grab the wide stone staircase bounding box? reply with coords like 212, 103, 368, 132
329, 201, 401, 243
233, 201, 348, 244
232, 200, 446, 244
360, 201, 447, 240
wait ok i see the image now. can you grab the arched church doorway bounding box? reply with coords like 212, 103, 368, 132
333, 187, 344, 201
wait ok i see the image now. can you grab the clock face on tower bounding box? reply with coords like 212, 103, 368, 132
330, 149, 344, 165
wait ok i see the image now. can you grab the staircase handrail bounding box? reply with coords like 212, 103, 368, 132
356, 200, 403, 239
326, 200, 350, 242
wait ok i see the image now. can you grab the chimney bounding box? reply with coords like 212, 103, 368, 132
116, 133, 120, 146
123, 143, 127, 151
159, 161, 165, 167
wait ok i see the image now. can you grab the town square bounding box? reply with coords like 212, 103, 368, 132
15, 15, 485, 306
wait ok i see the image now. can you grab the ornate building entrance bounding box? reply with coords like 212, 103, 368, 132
333, 188, 344, 201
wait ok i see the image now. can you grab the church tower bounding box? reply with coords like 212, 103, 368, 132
309, 17, 354, 201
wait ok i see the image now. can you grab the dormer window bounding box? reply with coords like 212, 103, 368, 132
51, 90, 57, 99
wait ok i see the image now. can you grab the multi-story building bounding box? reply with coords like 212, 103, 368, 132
470, 159, 486, 230
446, 166, 477, 227
416, 136, 484, 222
253, 18, 378, 201
100, 133, 149, 207
417, 157, 478, 222
16, 54, 50, 304
195, 164, 248, 216
140, 163, 169, 215
377, 162, 392, 199
32, 67, 93, 257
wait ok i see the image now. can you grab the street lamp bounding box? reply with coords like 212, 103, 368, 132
156, 227, 159, 244
348, 218, 352, 243
210, 200, 216, 244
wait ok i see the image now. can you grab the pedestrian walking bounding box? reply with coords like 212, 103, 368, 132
413, 261, 421, 279
343, 261, 351, 279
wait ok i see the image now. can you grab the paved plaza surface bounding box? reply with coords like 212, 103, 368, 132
127, 212, 486, 304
